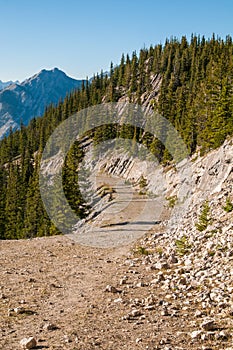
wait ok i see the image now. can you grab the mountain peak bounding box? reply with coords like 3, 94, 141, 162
52, 67, 60, 73
24, 67, 65, 82
0, 68, 84, 138
39, 67, 62, 75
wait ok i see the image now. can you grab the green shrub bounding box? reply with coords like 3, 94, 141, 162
175, 235, 192, 256
139, 175, 147, 189
166, 195, 177, 208
207, 250, 215, 257
223, 197, 233, 213
138, 175, 148, 195
136, 246, 150, 255
195, 200, 212, 232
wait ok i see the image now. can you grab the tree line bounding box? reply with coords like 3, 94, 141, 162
0, 34, 232, 239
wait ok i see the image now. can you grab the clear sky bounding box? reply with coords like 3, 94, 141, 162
1, 0, 232, 82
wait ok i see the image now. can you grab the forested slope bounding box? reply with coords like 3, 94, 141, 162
0, 34, 232, 239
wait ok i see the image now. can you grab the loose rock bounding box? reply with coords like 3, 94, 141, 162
20, 337, 37, 349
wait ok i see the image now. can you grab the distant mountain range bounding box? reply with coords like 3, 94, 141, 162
0, 80, 19, 90
0, 68, 84, 138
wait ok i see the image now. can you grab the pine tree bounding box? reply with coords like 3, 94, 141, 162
5, 164, 24, 239
0, 167, 6, 239
24, 156, 51, 238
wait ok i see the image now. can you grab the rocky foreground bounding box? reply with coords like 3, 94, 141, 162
0, 139, 232, 349
0, 219, 232, 350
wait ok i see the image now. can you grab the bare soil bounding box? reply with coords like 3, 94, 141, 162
0, 175, 231, 350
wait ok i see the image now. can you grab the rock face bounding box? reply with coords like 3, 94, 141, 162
93, 136, 232, 225
0, 68, 83, 138
71, 126, 232, 249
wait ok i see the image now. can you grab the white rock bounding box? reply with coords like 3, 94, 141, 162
14, 307, 26, 314
184, 259, 192, 266
105, 285, 119, 293
113, 298, 123, 303
135, 337, 142, 343
120, 276, 127, 285
190, 330, 202, 339
20, 337, 37, 349
194, 310, 203, 317
130, 309, 143, 317
155, 261, 170, 269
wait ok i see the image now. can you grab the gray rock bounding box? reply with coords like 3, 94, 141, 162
201, 332, 215, 341
215, 330, 229, 340
169, 254, 178, 264
43, 322, 57, 331
201, 319, 217, 331
155, 261, 170, 270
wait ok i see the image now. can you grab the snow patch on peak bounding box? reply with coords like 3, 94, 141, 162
0, 80, 19, 91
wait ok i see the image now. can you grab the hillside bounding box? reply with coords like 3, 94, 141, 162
0, 35, 233, 240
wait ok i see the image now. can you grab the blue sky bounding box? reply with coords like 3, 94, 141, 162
1, 0, 232, 82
